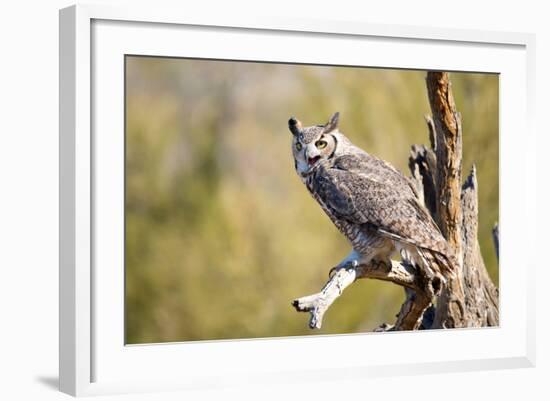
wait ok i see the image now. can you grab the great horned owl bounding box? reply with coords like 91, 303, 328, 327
289, 112, 456, 288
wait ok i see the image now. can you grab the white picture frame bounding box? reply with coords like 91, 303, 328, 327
59, 4, 536, 397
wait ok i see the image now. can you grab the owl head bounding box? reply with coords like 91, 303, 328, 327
289, 112, 340, 177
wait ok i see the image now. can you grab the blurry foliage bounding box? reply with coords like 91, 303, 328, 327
125, 56, 499, 344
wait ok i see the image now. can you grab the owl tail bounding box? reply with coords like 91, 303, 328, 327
417, 247, 458, 281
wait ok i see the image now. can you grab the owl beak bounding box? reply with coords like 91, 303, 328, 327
308, 156, 321, 166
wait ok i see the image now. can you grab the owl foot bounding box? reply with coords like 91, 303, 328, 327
328, 259, 358, 279
372, 258, 392, 273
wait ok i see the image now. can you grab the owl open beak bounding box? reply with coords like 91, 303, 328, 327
308, 156, 321, 166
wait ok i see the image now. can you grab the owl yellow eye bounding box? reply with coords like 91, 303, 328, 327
315, 140, 328, 149
295, 142, 303, 151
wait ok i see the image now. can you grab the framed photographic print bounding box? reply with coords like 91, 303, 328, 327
59, 4, 536, 396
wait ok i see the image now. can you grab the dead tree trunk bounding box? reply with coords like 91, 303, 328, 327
418, 72, 499, 328
292, 71, 499, 331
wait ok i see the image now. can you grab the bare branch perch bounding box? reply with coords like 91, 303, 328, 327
292, 259, 431, 330
393, 288, 432, 330
292, 266, 358, 329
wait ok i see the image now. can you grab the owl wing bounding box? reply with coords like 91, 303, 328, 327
313, 153, 449, 257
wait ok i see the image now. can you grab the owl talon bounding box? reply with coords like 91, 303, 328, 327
329, 260, 358, 278
373, 259, 391, 273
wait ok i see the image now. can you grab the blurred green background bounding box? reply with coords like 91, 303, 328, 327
125, 56, 499, 344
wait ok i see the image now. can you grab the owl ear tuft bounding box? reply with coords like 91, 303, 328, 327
288, 116, 302, 136
324, 112, 340, 133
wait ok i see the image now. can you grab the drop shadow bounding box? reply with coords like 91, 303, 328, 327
35, 376, 58, 391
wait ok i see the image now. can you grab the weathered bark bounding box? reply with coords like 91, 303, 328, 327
426, 72, 464, 254
292, 259, 432, 330
460, 167, 499, 326
392, 287, 432, 331
409, 142, 437, 217
292, 71, 499, 331
425, 71, 468, 328
492, 224, 499, 261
